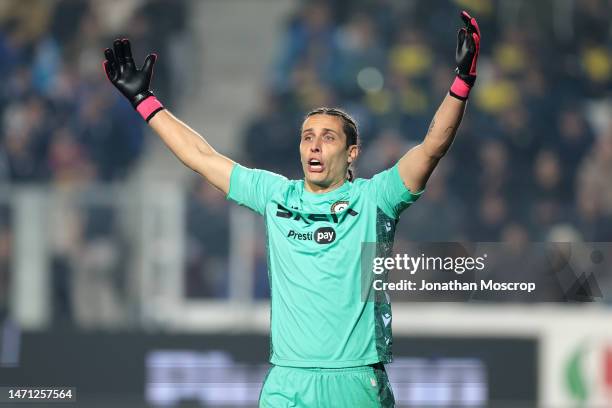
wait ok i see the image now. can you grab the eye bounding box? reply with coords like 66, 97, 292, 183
302, 134, 312, 141
324, 134, 335, 141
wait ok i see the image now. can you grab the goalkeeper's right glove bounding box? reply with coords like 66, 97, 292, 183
103, 38, 164, 122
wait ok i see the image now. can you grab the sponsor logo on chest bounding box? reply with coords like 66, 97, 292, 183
287, 227, 336, 244
277, 203, 358, 245
275, 204, 358, 225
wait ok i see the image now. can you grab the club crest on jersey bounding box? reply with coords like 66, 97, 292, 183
330, 200, 349, 214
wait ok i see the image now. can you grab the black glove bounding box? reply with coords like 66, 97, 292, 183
450, 11, 481, 101
103, 38, 164, 122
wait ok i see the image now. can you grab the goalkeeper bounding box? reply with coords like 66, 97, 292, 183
103, 11, 480, 408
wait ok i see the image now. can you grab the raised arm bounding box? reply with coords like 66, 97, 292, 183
103, 39, 234, 194
147, 111, 234, 194
398, 11, 480, 193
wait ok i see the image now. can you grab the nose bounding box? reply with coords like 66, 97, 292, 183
310, 137, 322, 152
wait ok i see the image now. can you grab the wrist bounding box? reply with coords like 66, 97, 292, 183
449, 74, 475, 101
130, 90, 154, 108
135, 94, 164, 122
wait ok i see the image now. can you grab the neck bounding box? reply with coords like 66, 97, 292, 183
304, 177, 346, 194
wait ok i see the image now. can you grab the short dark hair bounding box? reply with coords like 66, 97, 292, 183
304, 107, 360, 181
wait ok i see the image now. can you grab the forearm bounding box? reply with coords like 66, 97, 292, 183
148, 109, 234, 193
150, 109, 216, 166
398, 94, 466, 192
422, 94, 467, 159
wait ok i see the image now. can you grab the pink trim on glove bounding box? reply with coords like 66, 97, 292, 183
450, 76, 471, 99
136, 96, 164, 122
470, 32, 480, 76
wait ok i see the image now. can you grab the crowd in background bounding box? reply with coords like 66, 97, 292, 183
1, 0, 611, 313
0, 0, 188, 323
0, 0, 187, 184
243, 0, 612, 245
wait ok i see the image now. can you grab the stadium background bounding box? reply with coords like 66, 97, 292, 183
0, 0, 611, 406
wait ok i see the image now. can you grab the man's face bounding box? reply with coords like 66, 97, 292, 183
299, 114, 357, 190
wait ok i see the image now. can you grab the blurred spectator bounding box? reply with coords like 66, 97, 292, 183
476, 139, 512, 196
574, 0, 611, 46
48, 190, 129, 328
358, 128, 409, 177
332, 12, 386, 97
495, 105, 540, 176
397, 163, 467, 241
244, 93, 300, 177
577, 123, 612, 220
48, 126, 94, 186
48, 193, 82, 326
555, 108, 595, 189
185, 180, 230, 298
2, 95, 51, 181
574, 191, 612, 241
274, 0, 335, 93
529, 149, 567, 238
471, 192, 509, 241
74, 202, 126, 328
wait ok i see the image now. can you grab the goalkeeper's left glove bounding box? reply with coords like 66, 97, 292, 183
450, 10, 481, 101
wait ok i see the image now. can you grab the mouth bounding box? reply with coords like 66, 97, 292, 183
307, 158, 324, 173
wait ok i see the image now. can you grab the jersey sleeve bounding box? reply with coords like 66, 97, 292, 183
226, 163, 289, 215
365, 163, 424, 219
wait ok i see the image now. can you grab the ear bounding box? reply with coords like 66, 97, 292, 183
347, 144, 359, 163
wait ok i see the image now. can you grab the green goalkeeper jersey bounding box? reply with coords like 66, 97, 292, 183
227, 163, 422, 368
